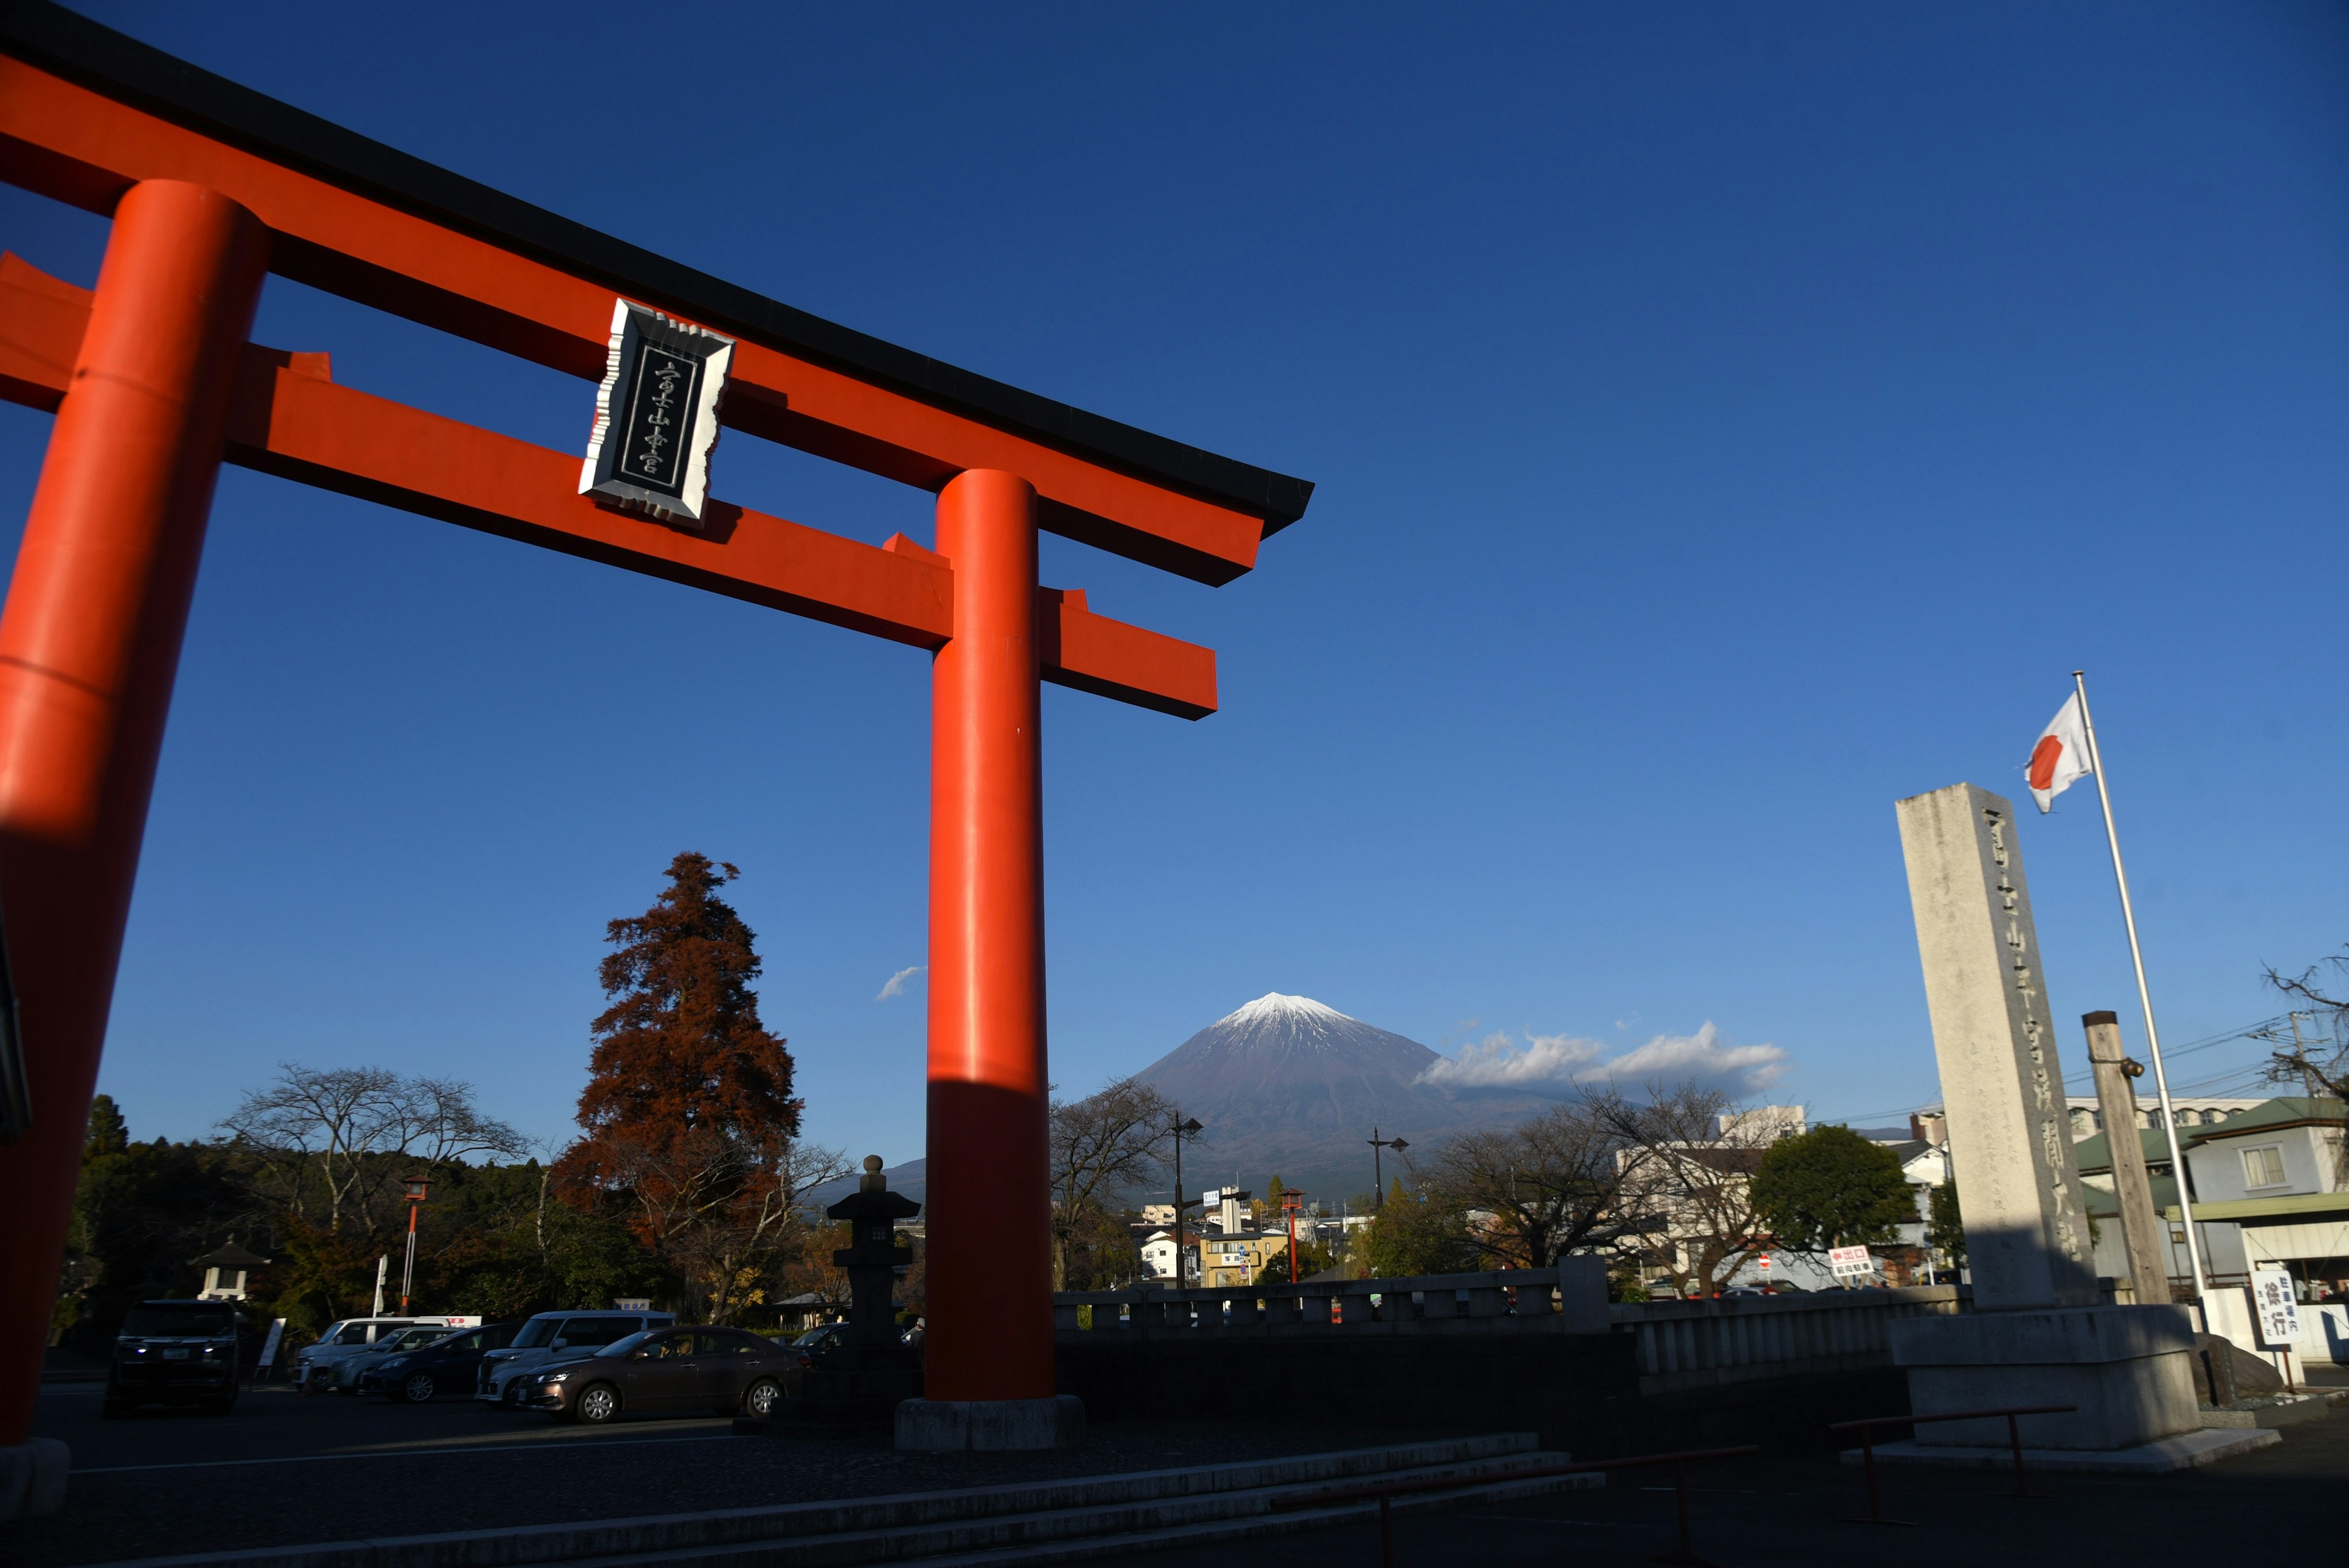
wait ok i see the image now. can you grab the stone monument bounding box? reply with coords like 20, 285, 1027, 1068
2081, 1010, 2173, 1309
1888, 784, 2251, 1468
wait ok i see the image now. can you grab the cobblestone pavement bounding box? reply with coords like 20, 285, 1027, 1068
12, 1379, 1467, 1566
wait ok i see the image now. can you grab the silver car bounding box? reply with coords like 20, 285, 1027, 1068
476, 1310, 671, 1404
294, 1317, 467, 1392
324, 1324, 456, 1393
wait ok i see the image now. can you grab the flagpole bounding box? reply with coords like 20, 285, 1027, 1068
2071, 670, 2208, 1301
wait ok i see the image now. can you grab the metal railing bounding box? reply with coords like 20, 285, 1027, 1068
1267, 1444, 1761, 1568
1830, 1403, 2078, 1520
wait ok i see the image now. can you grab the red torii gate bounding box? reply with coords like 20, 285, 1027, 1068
0, 5, 1309, 1474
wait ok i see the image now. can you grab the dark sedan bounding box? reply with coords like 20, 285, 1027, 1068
525, 1327, 790, 1424
786, 1323, 846, 1368
359, 1320, 522, 1402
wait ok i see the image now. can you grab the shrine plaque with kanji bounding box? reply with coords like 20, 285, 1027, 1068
579, 299, 735, 524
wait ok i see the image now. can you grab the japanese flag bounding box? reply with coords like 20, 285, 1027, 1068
2027, 693, 2091, 813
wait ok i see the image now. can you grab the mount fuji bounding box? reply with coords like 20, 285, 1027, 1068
1132, 994, 1559, 1202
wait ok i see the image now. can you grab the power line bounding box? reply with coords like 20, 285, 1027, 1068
1817, 1011, 2297, 1127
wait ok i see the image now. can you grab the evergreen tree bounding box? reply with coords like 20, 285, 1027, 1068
1364, 1181, 1475, 1277
557, 852, 815, 1321
85, 1094, 130, 1159
1749, 1126, 1918, 1254
1926, 1180, 1967, 1268
576, 852, 799, 1142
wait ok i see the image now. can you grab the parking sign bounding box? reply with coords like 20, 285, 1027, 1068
1829, 1245, 1874, 1279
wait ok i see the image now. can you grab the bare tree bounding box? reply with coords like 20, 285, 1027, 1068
223, 1065, 521, 1235
1048, 1076, 1177, 1289
1597, 1082, 1786, 1298
2261, 953, 2349, 1185
2263, 953, 2349, 1104
1417, 1102, 1639, 1269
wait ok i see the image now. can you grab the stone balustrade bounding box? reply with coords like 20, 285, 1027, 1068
1053, 1270, 1964, 1395
1612, 1285, 1964, 1394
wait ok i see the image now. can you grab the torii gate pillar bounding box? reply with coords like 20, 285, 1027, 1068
903, 470, 1078, 1449
0, 180, 266, 1475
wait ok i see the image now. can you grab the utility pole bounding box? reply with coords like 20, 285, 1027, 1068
1368, 1128, 1409, 1206
1168, 1115, 1203, 1286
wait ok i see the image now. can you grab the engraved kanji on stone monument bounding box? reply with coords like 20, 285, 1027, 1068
579, 299, 734, 524
1896, 782, 2098, 1310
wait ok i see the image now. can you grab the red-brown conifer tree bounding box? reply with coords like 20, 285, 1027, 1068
557, 853, 836, 1320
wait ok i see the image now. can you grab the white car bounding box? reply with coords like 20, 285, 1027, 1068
294, 1316, 479, 1392
475, 1310, 671, 1405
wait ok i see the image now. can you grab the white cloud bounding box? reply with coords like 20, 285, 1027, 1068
875, 965, 926, 1002
1418, 1020, 1787, 1095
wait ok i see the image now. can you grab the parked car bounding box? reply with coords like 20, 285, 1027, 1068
105, 1299, 245, 1418
524, 1326, 790, 1424
476, 1309, 673, 1405
785, 1323, 846, 1368
325, 1323, 466, 1394
294, 1315, 478, 1392
360, 1320, 522, 1402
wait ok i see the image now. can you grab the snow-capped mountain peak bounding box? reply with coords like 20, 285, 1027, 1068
1219, 993, 1355, 1030
1133, 992, 1558, 1197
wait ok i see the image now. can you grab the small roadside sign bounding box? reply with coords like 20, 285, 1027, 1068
1757, 1254, 1771, 1273
256, 1317, 286, 1375
2249, 1268, 2301, 1349
1829, 1245, 1874, 1279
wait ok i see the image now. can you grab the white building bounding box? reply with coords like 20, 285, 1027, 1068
1915, 1094, 2268, 1145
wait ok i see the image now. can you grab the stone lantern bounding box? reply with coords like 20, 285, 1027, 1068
753, 1156, 922, 1433
191, 1238, 269, 1301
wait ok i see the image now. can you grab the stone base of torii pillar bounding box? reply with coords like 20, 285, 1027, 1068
1883, 786, 2269, 1473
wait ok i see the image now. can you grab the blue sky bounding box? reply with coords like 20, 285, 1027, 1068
4, 4, 2345, 1164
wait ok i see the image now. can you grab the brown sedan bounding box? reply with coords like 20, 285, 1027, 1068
525, 1326, 789, 1424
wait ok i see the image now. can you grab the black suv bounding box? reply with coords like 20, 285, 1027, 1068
359, 1321, 521, 1402
106, 1299, 245, 1417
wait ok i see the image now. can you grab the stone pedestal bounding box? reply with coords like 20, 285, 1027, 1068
896, 1394, 1085, 1452
1890, 1305, 2199, 1449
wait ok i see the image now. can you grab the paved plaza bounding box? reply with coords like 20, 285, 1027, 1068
10, 1368, 2343, 1567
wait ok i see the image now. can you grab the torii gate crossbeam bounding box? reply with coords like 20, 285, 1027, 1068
0, 2, 1310, 1481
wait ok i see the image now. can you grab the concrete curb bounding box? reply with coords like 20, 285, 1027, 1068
1842, 1427, 2280, 1473
2199, 1394, 2334, 1430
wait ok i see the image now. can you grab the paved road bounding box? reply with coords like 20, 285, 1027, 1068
41, 1377, 738, 1476
15, 1380, 1452, 1567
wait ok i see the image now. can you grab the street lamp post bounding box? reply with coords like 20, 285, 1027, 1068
398, 1175, 429, 1313
1281, 1188, 1310, 1284
1168, 1116, 1203, 1286
1368, 1128, 1409, 1206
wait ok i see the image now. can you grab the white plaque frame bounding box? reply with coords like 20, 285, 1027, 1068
579, 299, 735, 525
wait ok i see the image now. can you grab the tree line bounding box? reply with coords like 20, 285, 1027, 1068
1358, 1082, 1943, 1296
54, 853, 854, 1354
